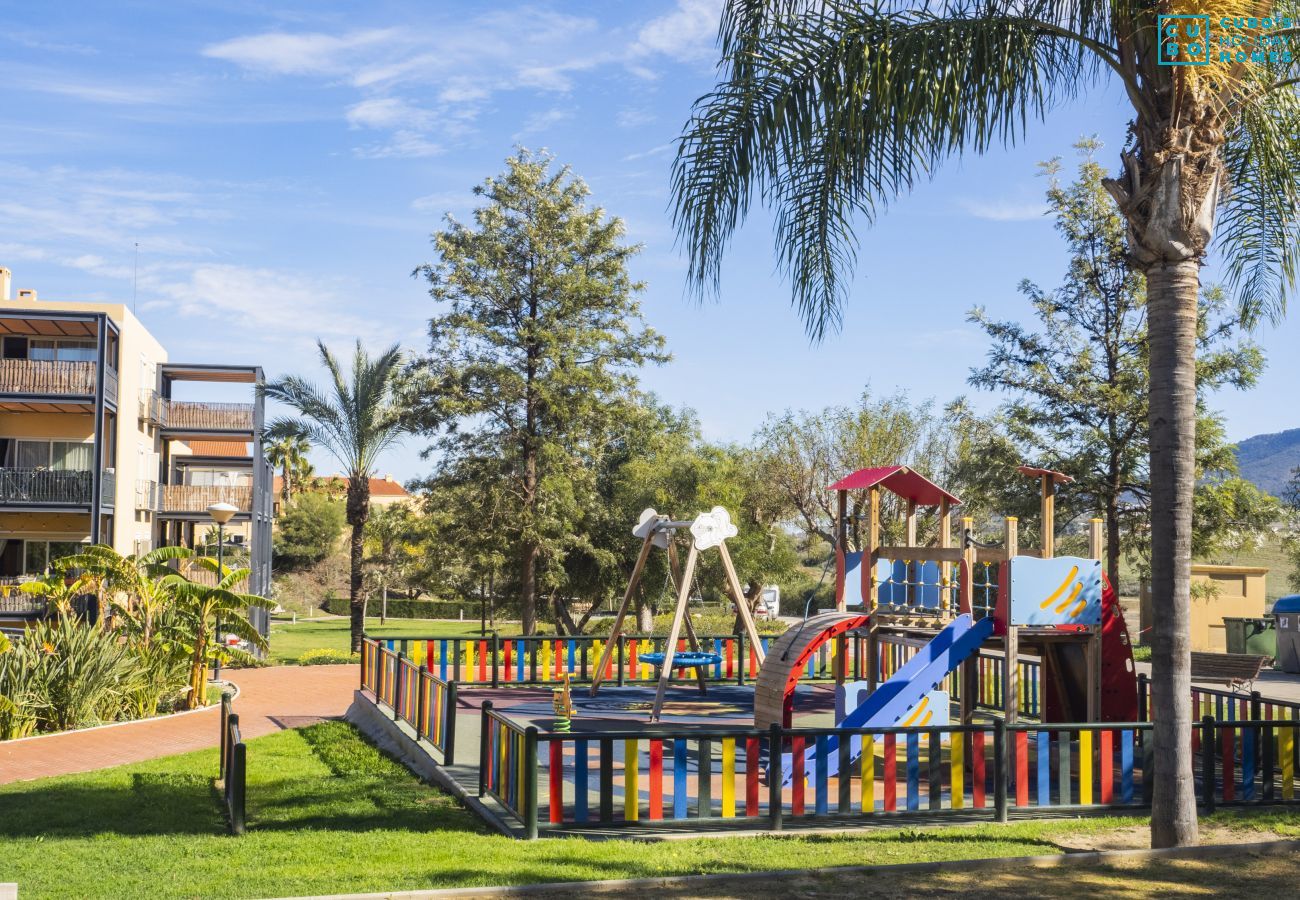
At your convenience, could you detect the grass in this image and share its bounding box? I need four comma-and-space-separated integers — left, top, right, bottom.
2, 721, 1296, 899
266, 616, 487, 664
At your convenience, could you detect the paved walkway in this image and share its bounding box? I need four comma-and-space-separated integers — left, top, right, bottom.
0, 665, 358, 786
1134, 661, 1300, 705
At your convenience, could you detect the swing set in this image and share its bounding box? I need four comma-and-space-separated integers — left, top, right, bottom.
590, 506, 767, 721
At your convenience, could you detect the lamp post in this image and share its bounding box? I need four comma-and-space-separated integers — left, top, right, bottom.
207, 502, 238, 682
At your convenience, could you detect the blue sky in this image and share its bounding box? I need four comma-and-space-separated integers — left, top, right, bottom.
3, 0, 1298, 481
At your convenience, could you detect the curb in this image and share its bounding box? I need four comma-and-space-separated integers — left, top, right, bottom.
283, 836, 1300, 899
0, 680, 238, 746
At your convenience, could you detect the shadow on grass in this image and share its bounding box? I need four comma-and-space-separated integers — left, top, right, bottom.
0, 773, 224, 838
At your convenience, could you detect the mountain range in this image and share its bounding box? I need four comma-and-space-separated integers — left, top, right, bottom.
1234, 427, 1300, 497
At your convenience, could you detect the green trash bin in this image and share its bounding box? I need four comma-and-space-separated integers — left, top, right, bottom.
1223, 616, 1276, 658
1275, 596, 1300, 674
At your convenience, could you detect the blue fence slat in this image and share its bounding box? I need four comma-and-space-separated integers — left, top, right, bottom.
673, 739, 688, 819
1242, 726, 1255, 800
1121, 730, 1134, 803
439, 640, 448, 681
567, 639, 576, 672
575, 739, 589, 823
1037, 731, 1051, 806
906, 733, 920, 811
815, 735, 829, 815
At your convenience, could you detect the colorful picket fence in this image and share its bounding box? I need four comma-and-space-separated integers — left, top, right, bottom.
473, 707, 1300, 838
360, 638, 458, 764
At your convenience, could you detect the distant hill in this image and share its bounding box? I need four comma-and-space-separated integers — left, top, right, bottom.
1234, 427, 1300, 497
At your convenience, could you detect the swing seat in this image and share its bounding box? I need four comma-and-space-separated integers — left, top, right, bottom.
639, 651, 723, 668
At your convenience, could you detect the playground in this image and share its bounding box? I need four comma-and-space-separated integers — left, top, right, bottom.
355, 464, 1300, 840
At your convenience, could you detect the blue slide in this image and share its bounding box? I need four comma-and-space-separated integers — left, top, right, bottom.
785, 613, 995, 782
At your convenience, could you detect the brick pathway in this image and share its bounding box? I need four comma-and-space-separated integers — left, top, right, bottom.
0, 664, 358, 785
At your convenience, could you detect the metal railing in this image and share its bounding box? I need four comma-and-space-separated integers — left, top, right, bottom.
219, 692, 247, 835
0, 468, 102, 506
0, 579, 43, 615
157, 484, 252, 514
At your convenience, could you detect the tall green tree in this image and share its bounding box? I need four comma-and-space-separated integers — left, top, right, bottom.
364, 503, 421, 622
670, 1, 1300, 846
408, 149, 668, 634
266, 434, 314, 508
262, 341, 408, 652
969, 142, 1266, 586
273, 492, 345, 571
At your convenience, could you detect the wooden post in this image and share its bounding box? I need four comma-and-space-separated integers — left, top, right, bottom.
718, 540, 765, 665
1088, 517, 1103, 561
904, 499, 917, 607
959, 515, 975, 614
1004, 623, 1019, 725
866, 486, 880, 611
1040, 475, 1055, 559
589, 532, 655, 696
650, 543, 698, 721
667, 539, 708, 694
939, 498, 952, 615
1004, 516, 1019, 560
1086, 629, 1101, 722
836, 489, 848, 612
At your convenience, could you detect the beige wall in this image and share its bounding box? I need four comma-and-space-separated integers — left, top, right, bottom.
0, 412, 95, 440
1139, 564, 1268, 652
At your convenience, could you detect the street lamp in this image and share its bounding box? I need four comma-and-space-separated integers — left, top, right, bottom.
207, 502, 238, 682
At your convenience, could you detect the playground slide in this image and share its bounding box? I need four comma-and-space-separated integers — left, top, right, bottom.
786, 613, 996, 782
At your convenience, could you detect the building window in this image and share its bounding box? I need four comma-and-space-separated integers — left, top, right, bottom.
185, 468, 251, 488
18, 540, 85, 575
5, 439, 93, 471
27, 339, 97, 363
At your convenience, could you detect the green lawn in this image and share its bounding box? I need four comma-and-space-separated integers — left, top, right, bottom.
2, 721, 1296, 899
266, 616, 489, 664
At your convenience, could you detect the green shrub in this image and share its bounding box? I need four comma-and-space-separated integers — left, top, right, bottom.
324, 597, 482, 619
296, 648, 359, 666
274, 492, 346, 570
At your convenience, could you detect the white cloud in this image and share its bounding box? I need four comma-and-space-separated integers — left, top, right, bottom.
957, 199, 1048, 222
623, 143, 674, 162
632, 0, 723, 62
616, 107, 657, 128
513, 107, 573, 140
200, 3, 724, 158
202, 29, 401, 76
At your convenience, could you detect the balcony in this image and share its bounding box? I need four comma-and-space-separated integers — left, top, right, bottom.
0, 359, 118, 406
157, 484, 252, 515
142, 394, 254, 433
0, 468, 114, 508
0, 579, 44, 616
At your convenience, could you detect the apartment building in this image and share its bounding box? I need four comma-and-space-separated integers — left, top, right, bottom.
0, 267, 272, 628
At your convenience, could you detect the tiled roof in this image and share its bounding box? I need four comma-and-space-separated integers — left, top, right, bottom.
273, 474, 411, 497
185, 441, 250, 457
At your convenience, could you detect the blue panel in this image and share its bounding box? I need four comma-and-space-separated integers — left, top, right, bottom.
516, 641, 525, 682
842, 550, 866, 607
567, 639, 576, 672
439, 639, 448, 682
906, 733, 920, 810
1242, 727, 1255, 800
1037, 731, 1051, 805
673, 739, 688, 819
1010, 556, 1103, 626
815, 736, 829, 814
1121, 730, 1134, 802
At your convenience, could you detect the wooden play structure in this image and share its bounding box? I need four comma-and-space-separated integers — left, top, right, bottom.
756, 464, 1137, 734
591, 506, 766, 721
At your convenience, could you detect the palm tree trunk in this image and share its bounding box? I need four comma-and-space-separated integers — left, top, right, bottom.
1145, 259, 1200, 849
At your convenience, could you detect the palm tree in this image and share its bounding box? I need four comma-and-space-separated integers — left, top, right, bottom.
261, 340, 407, 652
671, 1, 1300, 848
54, 544, 193, 644
266, 434, 314, 508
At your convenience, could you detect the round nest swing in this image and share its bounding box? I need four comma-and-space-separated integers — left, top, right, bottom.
639, 651, 723, 668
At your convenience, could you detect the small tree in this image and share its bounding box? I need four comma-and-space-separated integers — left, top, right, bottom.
273, 492, 346, 571
969, 143, 1266, 585
266, 434, 314, 507
262, 341, 408, 652
364, 504, 420, 623
408, 149, 668, 634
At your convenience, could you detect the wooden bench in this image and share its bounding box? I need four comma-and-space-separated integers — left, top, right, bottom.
1189, 651, 1268, 688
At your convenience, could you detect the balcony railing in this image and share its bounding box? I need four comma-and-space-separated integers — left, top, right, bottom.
157, 484, 252, 514
0, 468, 116, 506
142, 395, 254, 432
0, 579, 44, 616
0, 359, 95, 396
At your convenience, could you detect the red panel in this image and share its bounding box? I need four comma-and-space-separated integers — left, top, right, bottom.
503, 641, 513, 682
1100, 730, 1114, 804
725, 639, 734, 679
745, 737, 760, 816
648, 740, 663, 820
883, 734, 897, 812
1015, 731, 1029, 806
629, 641, 638, 678
478, 640, 488, 682
1099, 576, 1139, 722
791, 736, 806, 816
972, 732, 986, 808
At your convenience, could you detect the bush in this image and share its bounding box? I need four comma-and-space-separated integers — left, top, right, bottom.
296, 648, 360, 666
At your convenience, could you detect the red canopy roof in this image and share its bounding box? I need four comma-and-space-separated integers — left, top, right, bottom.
827, 465, 961, 506
1017, 465, 1074, 484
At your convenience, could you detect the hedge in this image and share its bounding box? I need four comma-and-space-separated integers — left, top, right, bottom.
323, 597, 500, 620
